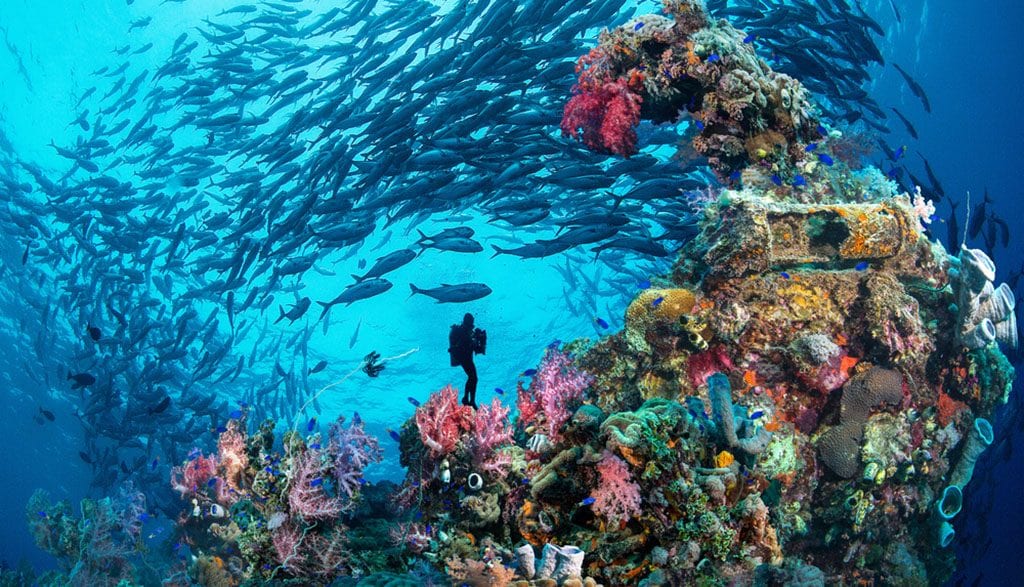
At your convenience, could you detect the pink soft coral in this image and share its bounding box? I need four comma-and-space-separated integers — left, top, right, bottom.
288, 449, 343, 521
470, 398, 514, 479
217, 421, 248, 504
415, 384, 474, 459
592, 450, 642, 528
517, 350, 593, 443
561, 77, 643, 157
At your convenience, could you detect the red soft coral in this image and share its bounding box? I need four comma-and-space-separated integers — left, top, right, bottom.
170, 453, 218, 498
561, 78, 643, 157
415, 384, 474, 459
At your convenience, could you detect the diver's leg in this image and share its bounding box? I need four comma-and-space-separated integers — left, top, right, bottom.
460, 360, 472, 405
465, 360, 478, 408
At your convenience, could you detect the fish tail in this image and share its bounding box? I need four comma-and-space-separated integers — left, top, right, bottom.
409, 283, 423, 297
489, 244, 505, 259
274, 306, 285, 324
316, 302, 332, 322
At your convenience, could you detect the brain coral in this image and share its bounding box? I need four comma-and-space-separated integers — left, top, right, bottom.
817, 367, 904, 478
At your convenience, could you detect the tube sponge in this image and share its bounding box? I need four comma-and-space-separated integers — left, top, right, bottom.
937, 520, 955, 548
936, 485, 963, 520
956, 247, 1018, 349
948, 417, 994, 489
816, 367, 903, 478
708, 372, 772, 456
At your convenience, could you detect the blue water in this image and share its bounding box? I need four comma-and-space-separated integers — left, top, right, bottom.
0, 0, 1021, 583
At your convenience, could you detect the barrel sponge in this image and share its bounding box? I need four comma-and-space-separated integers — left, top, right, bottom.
840, 367, 903, 422
817, 422, 865, 478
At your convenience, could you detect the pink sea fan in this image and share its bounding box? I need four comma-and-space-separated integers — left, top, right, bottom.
273, 522, 348, 579
170, 453, 218, 498
517, 350, 593, 443
561, 78, 643, 157
327, 414, 383, 500
470, 398, 514, 479
288, 449, 342, 521
592, 450, 642, 528
414, 384, 474, 459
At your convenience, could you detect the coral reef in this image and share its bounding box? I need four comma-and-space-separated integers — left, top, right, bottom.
26, 485, 146, 586
167, 412, 382, 585
384, 121, 1016, 583
561, 0, 819, 177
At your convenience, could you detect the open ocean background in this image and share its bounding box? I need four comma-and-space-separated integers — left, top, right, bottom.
0, 0, 1021, 584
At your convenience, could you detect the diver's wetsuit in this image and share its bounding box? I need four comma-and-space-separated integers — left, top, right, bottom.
449, 316, 479, 408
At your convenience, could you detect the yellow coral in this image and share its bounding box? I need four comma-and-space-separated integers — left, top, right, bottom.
715, 450, 735, 468
626, 288, 697, 325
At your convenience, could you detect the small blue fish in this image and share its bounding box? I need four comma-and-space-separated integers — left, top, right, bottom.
138, 512, 150, 522
494, 387, 505, 395
309, 477, 323, 487
596, 317, 609, 329
817, 124, 827, 136
547, 339, 561, 349
729, 170, 741, 181
652, 296, 664, 307
780, 271, 791, 280
894, 145, 905, 160
151, 458, 159, 470
770, 174, 782, 186
742, 33, 756, 44
174, 542, 183, 551
638, 279, 651, 289
792, 175, 806, 187
264, 467, 274, 474
307, 417, 316, 432
207, 477, 218, 487
749, 410, 764, 420
353, 411, 361, 424
407, 396, 420, 407
854, 261, 869, 271
707, 53, 720, 63
818, 153, 834, 166
695, 120, 705, 131
240, 401, 248, 408
358, 477, 367, 485
522, 369, 537, 377
229, 409, 243, 419
633, 22, 644, 31
414, 510, 423, 519
37, 511, 47, 518
805, 143, 817, 152
580, 497, 596, 506
309, 443, 321, 450
388, 428, 401, 442
522, 477, 531, 485
425, 524, 432, 535
188, 447, 201, 460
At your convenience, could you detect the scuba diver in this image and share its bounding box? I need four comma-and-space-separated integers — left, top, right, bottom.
448, 313, 486, 408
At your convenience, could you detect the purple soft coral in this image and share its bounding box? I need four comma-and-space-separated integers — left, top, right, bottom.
516, 350, 593, 443
327, 414, 383, 501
